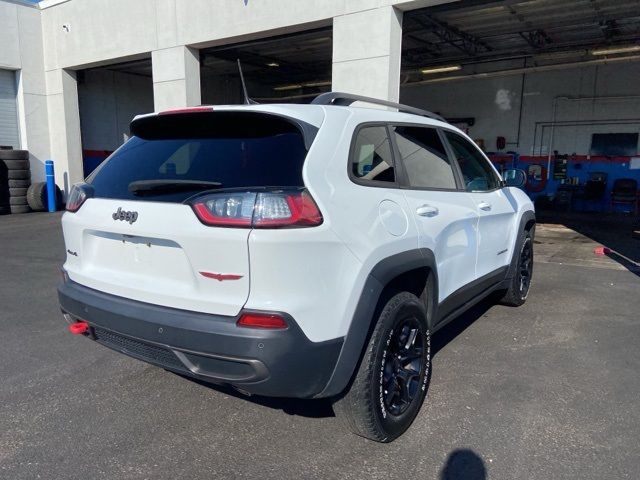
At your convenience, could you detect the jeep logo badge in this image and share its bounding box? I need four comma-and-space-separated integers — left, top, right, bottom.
112, 207, 138, 224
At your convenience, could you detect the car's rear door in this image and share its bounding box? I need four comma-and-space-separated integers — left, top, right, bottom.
390, 124, 479, 304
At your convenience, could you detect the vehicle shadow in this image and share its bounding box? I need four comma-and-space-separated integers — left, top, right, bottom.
432, 298, 495, 357
537, 210, 640, 277
172, 297, 495, 419
171, 372, 335, 418
439, 449, 487, 480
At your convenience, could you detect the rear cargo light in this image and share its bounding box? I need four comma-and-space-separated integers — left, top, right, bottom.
68, 321, 89, 335
190, 189, 323, 228
66, 183, 94, 213
237, 312, 288, 329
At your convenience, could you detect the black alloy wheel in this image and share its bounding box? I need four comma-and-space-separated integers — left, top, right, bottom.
518, 237, 533, 299
381, 317, 425, 416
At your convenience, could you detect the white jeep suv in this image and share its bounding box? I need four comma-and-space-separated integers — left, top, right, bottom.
58, 92, 535, 442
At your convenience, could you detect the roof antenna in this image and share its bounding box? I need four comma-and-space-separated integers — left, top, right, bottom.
237, 59, 258, 105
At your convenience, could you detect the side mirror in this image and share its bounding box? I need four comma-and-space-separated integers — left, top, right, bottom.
503, 169, 526, 188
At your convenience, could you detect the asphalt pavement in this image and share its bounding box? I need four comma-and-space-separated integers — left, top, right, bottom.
1, 212, 639, 479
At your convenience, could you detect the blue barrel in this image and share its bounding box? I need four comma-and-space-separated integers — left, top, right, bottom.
45, 160, 56, 212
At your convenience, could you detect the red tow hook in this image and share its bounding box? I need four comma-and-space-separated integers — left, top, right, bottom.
68, 321, 89, 335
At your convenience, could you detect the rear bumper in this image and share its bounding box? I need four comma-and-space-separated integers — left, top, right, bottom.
58, 279, 343, 398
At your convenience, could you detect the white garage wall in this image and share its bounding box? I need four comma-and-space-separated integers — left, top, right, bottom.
400, 61, 640, 156
78, 69, 153, 151
1, 0, 49, 182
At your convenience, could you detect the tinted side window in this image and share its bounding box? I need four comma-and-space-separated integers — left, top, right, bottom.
444, 131, 499, 192
351, 126, 395, 183
392, 126, 457, 189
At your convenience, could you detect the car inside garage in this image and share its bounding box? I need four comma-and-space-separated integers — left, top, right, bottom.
399, 0, 640, 213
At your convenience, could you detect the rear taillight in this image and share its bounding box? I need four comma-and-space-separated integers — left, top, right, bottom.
66, 183, 94, 213
237, 312, 288, 329
190, 189, 323, 228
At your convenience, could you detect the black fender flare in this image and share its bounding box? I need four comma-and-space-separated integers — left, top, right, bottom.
505, 210, 536, 280
317, 248, 437, 398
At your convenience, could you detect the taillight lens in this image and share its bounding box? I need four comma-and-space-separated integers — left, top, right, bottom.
237, 312, 288, 329
66, 183, 94, 213
190, 189, 323, 228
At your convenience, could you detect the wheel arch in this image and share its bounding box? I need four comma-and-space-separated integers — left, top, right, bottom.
506, 210, 536, 280
317, 248, 437, 398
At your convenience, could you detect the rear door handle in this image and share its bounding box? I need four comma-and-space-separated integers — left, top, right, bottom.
478, 202, 492, 211
416, 205, 439, 217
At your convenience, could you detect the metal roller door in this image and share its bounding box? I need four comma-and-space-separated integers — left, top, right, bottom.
0, 69, 19, 149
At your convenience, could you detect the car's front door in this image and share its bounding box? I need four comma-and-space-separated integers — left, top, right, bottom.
390, 124, 479, 304
443, 130, 517, 280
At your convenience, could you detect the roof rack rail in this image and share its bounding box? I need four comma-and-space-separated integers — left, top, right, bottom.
311, 92, 446, 122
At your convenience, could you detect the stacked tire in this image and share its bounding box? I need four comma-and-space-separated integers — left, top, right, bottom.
0, 150, 31, 215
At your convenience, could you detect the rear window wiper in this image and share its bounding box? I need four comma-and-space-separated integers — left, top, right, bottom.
129, 179, 223, 196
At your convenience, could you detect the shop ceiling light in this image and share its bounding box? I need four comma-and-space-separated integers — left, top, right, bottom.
591, 45, 640, 56
273, 80, 331, 91
420, 65, 462, 74
266, 62, 280, 67
273, 84, 303, 91
303, 80, 331, 88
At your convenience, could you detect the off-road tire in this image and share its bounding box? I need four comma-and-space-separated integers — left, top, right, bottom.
497, 229, 534, 306
333, 291, 431, 442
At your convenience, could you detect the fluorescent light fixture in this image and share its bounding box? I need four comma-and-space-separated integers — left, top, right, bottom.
273, 80, 331, 91
420, 65, 462, 75
266, 62, 280, 67
303, 80, 331, 88
591, 45, 640, 56
273, 84, 303, 91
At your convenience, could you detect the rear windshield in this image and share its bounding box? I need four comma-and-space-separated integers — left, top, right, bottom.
87, 111, 310, 202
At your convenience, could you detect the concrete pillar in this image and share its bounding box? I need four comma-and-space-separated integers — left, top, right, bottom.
45, 68, 83, 191
332, 6, 403, 102
152, 46, 201, 111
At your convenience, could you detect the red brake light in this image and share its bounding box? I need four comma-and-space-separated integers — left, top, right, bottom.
191, 189, 323, 228
237, 312, 288, 329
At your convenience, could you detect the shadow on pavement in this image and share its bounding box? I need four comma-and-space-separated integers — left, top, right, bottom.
538, 210, 640, 276
174, 373, 335, 418
432, 298, 494, 357
174, 296, 495, 419
440, 449, 487, 480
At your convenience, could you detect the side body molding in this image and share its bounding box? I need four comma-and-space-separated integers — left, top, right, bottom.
317, 248, 438, 398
